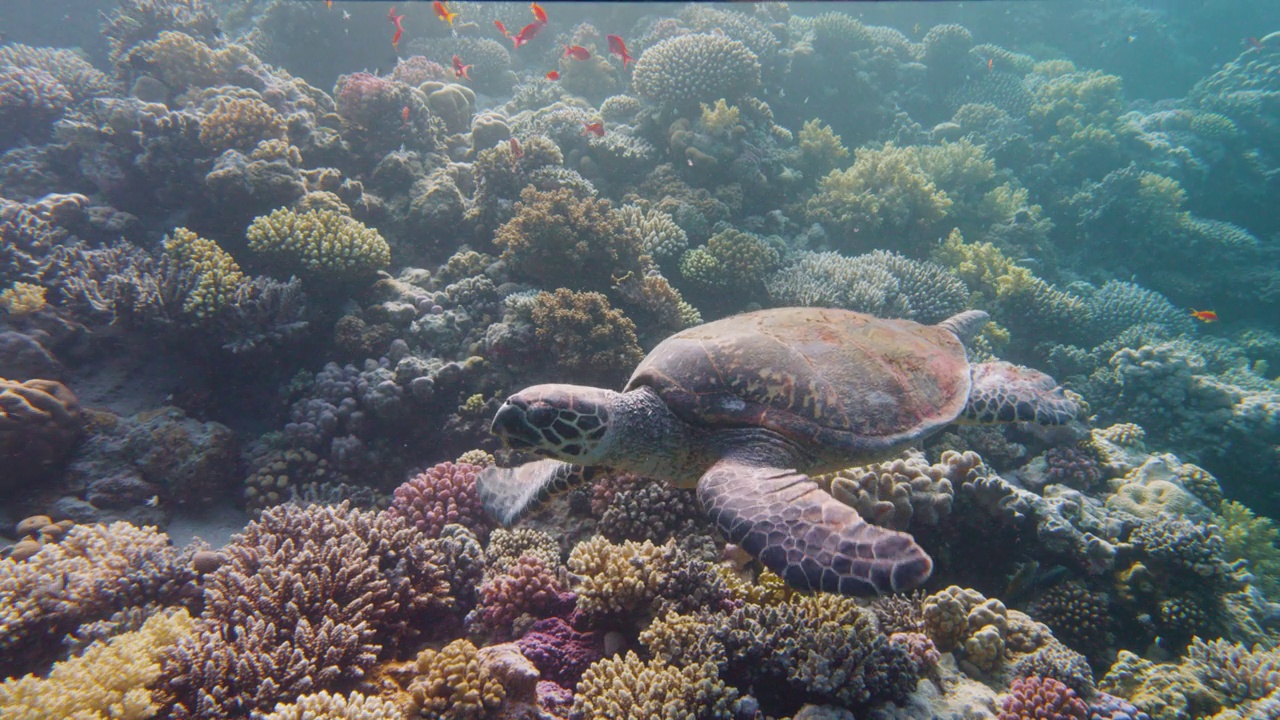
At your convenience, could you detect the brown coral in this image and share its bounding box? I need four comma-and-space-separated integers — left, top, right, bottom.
198, 96, 286, 153
405, 638, 506, 720
0, 377, 82, 491
527, 289, 645, 387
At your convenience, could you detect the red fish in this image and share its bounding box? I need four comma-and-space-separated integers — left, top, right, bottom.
433, 1, 458, 27
1189, 309, 1219, 323
530, 2, 548, 25
388, 7, 405, 50
494, 20, 510, 38
402, 106, 410, 124
452, 54, 472, 80
606, 35, 634, 68
510, 137, 524, 160
511, 22, 541, 49
1246, 36, 1264, 51
545, 70, 560, 80
563, 45, 590, 61
987, 57, 994, 71
582, 121, 604, 137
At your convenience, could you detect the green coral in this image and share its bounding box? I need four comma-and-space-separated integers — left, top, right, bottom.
678, 228, 781, 293
805, 142, 953, 256
797, 118, 850, 175
1218, 500, 1280, 599
245, 208, 390, 283
163, 227, 248, 318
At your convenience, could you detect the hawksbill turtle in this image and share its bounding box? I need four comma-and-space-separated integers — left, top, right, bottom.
478, 307, 1078, 596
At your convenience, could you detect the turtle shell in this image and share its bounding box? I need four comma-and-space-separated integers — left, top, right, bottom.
626, 307, 972, 457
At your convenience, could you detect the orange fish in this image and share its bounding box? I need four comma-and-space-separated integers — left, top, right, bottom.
1189, 309, 1219, 323
545, 70, 560, 80
606, 34, 633, 68
510, 137, 524, 160
530, 1, 548, 25
433, 1, 458, 27
452, 54, 472, 80
511, 21, 541, 49
494, 20, 510, 38
402, 106, 410, 124
388, 7, 405, 50
563, 45, 590, 61
987, 57, 994, 71
326, 0, 333, 8
582, 121, 604, 137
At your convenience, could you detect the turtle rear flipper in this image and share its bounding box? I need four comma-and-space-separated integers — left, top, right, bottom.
696, 458, 933, 596
962, 361, 1080, 425
478, 459, 594, 526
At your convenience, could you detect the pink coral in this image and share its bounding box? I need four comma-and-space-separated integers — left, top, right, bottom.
466, 556, 574, 637
518, 617, 603, 686
998, 676, 1089, 720
388, 461, 494, 540
889, 631, 941, 674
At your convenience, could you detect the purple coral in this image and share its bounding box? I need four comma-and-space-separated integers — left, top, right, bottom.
388, 461, 494, 540
517, 617, 603, 687
0, 65, 72, 148
998, 676, 1089, 720
465, 555, 575, 637
1087, 692, 1152, 720
1042, 446, 1105, 490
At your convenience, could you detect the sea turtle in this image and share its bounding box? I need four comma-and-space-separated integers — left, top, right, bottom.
478, 307, 1078, 596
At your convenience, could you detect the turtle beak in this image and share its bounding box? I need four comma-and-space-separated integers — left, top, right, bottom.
490, 399, 539, 450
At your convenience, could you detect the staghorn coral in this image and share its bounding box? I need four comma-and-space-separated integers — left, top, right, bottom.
805, 142, 953, 256
156, 503, 452, 718
388, 461, 494, 541
526, 289, 645, 387
997, 676, 1088, 720
261, 690, 402, 720
161, 228, 248, 319
0, 378, 83, 492
493, 187, 643, 295
817, 450, 959, 530
0, 522, 198, 678
405, 638, 505, 720
573, 651, 737, 720
632, 34, 761, 112
246, 208, 390, 284
0, 607, 193, 720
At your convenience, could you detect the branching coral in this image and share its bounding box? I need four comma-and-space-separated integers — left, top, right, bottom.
405, 639, 506, 720
246, 208, 390, 284
568, 536, 675, 620
572, 651, 738, 720
797, 118, 850, 175
261, 690, 402, 720
817, 450, 960, 530
0, 607, 193, 720
632, 34, 761, 112
1216, 500, 1280, 599
162, 228, 248, 319
388, 461, 494, 541
678, 228, 780, 300
197, 96, 287, 153
526, 289, 645, 387
997, 676, 1088, 720
156, 503, 452, 718
464, 555, 571, 637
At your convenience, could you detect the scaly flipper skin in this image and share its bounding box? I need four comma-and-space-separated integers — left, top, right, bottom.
477, 459, 594, 526
963, 361, 1080, 425
696, 458, 933, 595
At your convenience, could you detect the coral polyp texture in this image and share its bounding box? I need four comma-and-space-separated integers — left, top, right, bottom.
1, 3, 1279, 719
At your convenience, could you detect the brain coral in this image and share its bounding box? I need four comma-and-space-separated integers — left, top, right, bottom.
0, 377, 82, 492
246, 208, 390, 283
632, 34, 761, 112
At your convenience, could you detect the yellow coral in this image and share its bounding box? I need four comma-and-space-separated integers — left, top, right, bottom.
246, 207, 390, 282
406, 639, 505, 720
262, 690, 401, 720
198, 96, 287, 153
698, 99, 741, 136
568, 536, 673, 617
932, 228, 1032, 303
163, 227, 247, 318
0, 608, 193, 720
0, 282, 47, 315
1218, 501, 1280, 599
572, 651, 737, 720
797, 118, 849, 173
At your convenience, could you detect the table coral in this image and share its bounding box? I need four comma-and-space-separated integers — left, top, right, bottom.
246, 207, 390, 284
155, 502, 452, 717
0, 607, 193, 720
572, 651, 738, 720
632, 34, 761, 112
388, 460, 493, 541
0, 377, 82, 491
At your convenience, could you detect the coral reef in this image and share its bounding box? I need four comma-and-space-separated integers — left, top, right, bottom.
632, 34, 762, 112
246, 208, 390, 284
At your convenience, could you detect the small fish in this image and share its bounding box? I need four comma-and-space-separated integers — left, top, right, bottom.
1246, 36, 1264, 51
146, 495, 160, 508
545, 70, 560, 80
509, 137, 524, 160
452, 54, 472, 80
530, 1, 548, 25
342, 10, 351, 20
987, 57, 994, 71
1189, 308, 1219, 323
325, 0, 332, 8
511, 21, 542, 49
433, 1, 458, 27
582, 120, 605, 137
402, 105, 410, 124
494, 19, 510, 38
563, 45, 590, 61
388, 7, 405, 50
606, 34, 634, 68
913, 22, 920, 35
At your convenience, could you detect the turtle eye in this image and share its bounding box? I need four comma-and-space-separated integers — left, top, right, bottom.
526, 403, 556, 427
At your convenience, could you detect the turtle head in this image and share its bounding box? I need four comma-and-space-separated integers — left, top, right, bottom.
490, 384, 616, 464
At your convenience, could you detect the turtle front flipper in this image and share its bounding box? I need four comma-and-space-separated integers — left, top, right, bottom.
963, 361, 1080, 425
696, 458, 933, 596
478, 459, 595, 526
